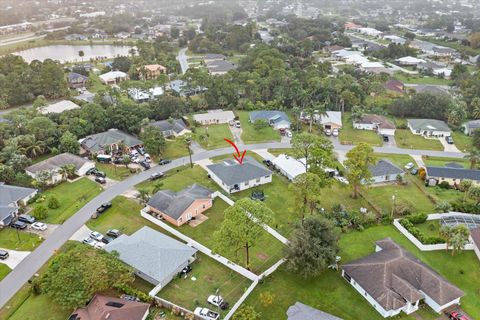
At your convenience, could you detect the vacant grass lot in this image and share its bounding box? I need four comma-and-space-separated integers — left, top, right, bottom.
194, 124, 233, 150
159, 253, 251, 316
422, 156, 469, 168
163, 139, 190, 159
31, 178, 102, 224
451, 131, 472, 152
339, 114, 382, 146
394, 72, 453, 85
395, 129, 443, 151
237, 111, 281, 144
0, 229, 43, 251
0, 264, 11, 281
96, 163, 134, 181
243, 225, 479, 320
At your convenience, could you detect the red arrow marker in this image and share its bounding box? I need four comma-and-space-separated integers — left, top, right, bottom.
224, 138, 246, 164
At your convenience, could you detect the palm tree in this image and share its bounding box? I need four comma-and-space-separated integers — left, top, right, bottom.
27, 140, 45, 159
78, 50, 85, 62
59, 164, 76, 180
184, 135, 193, 168
464, 148, 480, 169
152, 181, 163, 194
137, 188, 150, 203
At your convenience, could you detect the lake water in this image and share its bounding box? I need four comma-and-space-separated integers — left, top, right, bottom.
13, 45, 133, 63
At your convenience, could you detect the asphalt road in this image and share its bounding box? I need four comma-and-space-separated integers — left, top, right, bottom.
177, 47, 189, 75
0, 141, 465, 308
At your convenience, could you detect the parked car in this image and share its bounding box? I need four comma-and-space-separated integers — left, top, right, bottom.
31, 222, 47, 231
86, 168, 98, 175
121, 294, 140, 302
140, 160, 151, 170
107, 229, 122, 238
96, 202, 112, 214
95, 177, 106, 184
0, 250, 9, 260
194, 307, 220, 320
101, 236, 114, 244
262, 159, 273, 167
144, 153, 151, 163
94, 242, 106, 249
90, 231, 104, 242
410, 168, 418, 175
159, 159, 172, 165
446, 136, 454, 144
137, 147, 145, 155
82, 237, 96, 246
404, 162, 414, 170
382, 135, 389, 142
94, 171, 106, 178
228, 120, 235, 126
336, 176, 349, 184
332, 128, 339, 137
149, 172, 164, 180
11, 221, 27, 230
235, 120, 241, 128
179, 265, 192, 276
18, 214, 35, 224
207, 295, 229, 310
324, 128, 332, 136
250, 190, 265, 201
449, 311, 470, 320
285, 130, 293, 138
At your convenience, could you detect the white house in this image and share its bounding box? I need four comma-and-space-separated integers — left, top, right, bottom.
367, 160, 404, 184
342, 238, 464, 318
354, 115, 396, 136
193, 110, 235, 125
206, 157, 272, 193
25, 153, 95, 185
272, 154, 307, 181
249, 110, 291, 130
407, 119, 451, 138
40, 100, 81, 115
99, 71, 128, 85
395, 56, 426, 66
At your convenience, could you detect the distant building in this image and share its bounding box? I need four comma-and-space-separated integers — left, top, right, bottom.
67, 72, 89, 89
367, 160, 404, 184
80, 129, 143, 154
249, 110, 291, 130
354, 114, 396, 136
99, 71, 128, 85
205, 59, 236, 76
384, 79, 405, 94
462, 120, 480, 136
0, 183, 37, 227
272, 154, 307, 181
149, 119, 190, 137
139, 64, 167, 80
193, 110, 235, 125
407, 119, 451, 138
40, 100, 81, 115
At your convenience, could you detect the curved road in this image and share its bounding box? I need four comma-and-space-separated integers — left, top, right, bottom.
0, 141, 465, 308
177, 48, 189, 75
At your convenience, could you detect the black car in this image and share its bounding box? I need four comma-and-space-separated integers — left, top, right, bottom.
18, 214, 36, 224
250, 190, 265, 201
96, 202, 112, 213
263, 159, 273, 167
11, 221, 27, 230
106, 229, 122, 238
0, 250, 9, 260
159, 159, 172, 165
149, 172, 164, 180
94, 171, 106, 178
95, 177, 106, 184
101, 236, 114, 244
179, 265, 192, 277
140, 161, 150, 170
382, 135, 389, 142
86, 168, 98, 175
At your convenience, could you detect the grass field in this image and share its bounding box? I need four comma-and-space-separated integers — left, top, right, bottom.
416, 220, 442, 239
422, 156, 469, 168
31, 178, 102, 224
237, 111, 281, 144
0, 229, 43, 251
243, 224, 480, 320
163, 139, 190, 159
194, 124, 233, 149
0, 264, 11, 281
339, 114, 383, 146
394, 72, 453, 85
159, 253, 251, 316
451, 131, 472, 152
96, 163, 134, 181
395, 129, 443, 151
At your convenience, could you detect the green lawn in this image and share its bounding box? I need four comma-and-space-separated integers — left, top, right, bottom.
394, 72, 453, 85
416, 220, 442, 239
159, 253, 251, 316
451, 131, 472, 153
96, 163, 134, 181
0, 229, 43, 251
243, 225, 480, 320
31, 178, 102, 224
373, 153, 414, 168
0, 263, 11, 281
194, 124, 233, 150
395, 129, 444, 151
422, 156, 469, 168
163, 139, 190, 159
267, 148, 295, 157
237, 111, 281, 144
428, 186, 463, 203
339, 113, 383, 146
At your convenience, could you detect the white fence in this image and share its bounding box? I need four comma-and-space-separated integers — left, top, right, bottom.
393, 213, 476, 251
223, 280, 259, 320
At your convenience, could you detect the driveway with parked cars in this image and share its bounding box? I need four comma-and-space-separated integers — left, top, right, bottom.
0, 248, 31, 269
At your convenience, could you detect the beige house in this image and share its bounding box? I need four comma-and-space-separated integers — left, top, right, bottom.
146, 184, 213, 226
139, 64, 167, 80
425, 166, 480, 187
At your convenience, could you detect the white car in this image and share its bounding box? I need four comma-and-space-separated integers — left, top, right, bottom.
194, 307, 219, 320
235, 120, 241, 128
404, 162, 414, 170
90, 231, 104, 242
82, 237, 96, 247
332, 128, 339, 136
324, 129, 332, 136
94, 242, 106, 249
207, 295, 229, 310
285, 130, 292, 138
336, 176, 349, 184
31, 222, 47, 231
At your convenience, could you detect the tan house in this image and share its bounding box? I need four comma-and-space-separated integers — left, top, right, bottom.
146, 184, 213, 226
139, 64, 167, 80
425, 166, 480, 187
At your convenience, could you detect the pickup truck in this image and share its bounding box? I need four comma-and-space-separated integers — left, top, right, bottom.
194, 307, 220, 320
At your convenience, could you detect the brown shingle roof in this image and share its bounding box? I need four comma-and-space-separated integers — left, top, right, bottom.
70, 295, 150, 320
357, 114, 395, 130
342, 238, 464, 311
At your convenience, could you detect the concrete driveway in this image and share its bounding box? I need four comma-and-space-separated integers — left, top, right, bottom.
439, 138, 460, 152
69, 225, 93, 242
0, 249, 30, 269
229, 124, 244, 144
383, 135, 397, 147
253, 149, 276, 161
26, 223, 59, 238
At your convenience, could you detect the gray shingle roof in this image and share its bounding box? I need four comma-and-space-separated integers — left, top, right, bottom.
104, 226, 197, 285
0, 183, 37, 207
81, 129, 143, 152
249, 110, 291, 125
25, 153, 90, 174
368, 160, 403, 177
426, 166, 480, 181
287, 302, 342, 320
408, 119, 451, 132
149, 119, 188, 136
206, 59, 236, 73
207, 157, 272, 186
463, 120, 480, 130
147, 184, 212, 220
342, 238, 464, 311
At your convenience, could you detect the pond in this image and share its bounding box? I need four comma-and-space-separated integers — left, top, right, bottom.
13, 44, 133, 63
